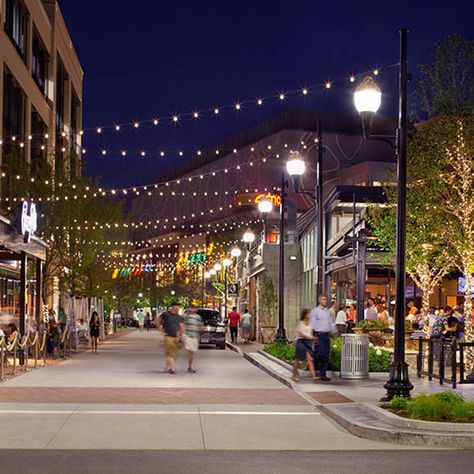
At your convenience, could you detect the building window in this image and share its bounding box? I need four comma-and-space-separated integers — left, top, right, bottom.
32, 28, 49, 96
69, 89, 81, 178
55, 57, 68, 178
2, 66, 26, 160
31, 108, 47, 177
3, 0, 28, 60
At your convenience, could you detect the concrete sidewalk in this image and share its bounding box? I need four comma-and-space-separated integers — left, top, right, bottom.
0, 331, 424, 451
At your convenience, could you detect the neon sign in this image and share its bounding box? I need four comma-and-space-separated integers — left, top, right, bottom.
254, 193, 281, 206
20, 201, 38, 243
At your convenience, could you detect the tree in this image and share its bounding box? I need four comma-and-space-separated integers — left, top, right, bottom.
416, 34, 474, 118
0, 151, 129, 301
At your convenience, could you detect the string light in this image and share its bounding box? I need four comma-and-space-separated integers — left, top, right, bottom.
0, 64, 399, 143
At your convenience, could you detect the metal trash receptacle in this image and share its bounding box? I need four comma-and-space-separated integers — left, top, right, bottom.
340, 333, 369, 379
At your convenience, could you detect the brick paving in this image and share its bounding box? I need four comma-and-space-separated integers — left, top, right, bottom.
0, 387, 308, 405
307, 391, 354, 404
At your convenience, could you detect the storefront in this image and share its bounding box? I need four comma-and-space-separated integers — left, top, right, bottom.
0, 204, 47, 335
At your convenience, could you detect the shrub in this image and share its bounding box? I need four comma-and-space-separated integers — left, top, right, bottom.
390, 396, 408, 410
368, 347, 391, 372
263, 341, 295, 363
407, 394, 450, 421
387, 391, 474, 423
264, 337, 390, 372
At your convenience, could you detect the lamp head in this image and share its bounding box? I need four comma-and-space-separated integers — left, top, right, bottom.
257, 196, 273, 214
230, 247, 242, 258
354, 76, 382, 114
286, 152, 306, 177
204, 271, 211, 279
242, 229, 255, 243
223, 258, 232, 267
213, 262, 222, 272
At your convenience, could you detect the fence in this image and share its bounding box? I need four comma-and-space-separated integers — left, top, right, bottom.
0, 330, 82, 381
416, 337, 474, 388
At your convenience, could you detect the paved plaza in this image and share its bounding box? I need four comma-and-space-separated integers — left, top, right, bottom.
0, 330, 424, 451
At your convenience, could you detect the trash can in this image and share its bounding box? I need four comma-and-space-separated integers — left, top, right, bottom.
340, 333, 369, 379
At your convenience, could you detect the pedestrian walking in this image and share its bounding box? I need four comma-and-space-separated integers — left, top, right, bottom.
158, 302, 184, 374
292, 309, 318, 382
227, 306, 240, 343
145, 312, 152, 331
241, 308, 252, 343
137, 308, 145, 332
309, 295, 334, 381
89, 311, 101, 354
182, 305, 203, 373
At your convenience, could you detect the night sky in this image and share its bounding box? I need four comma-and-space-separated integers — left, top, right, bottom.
59, 0, 473, 188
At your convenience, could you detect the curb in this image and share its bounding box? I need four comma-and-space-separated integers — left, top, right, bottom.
243, 352, 294, 389
319, 403, 474, 449
225, 341, 242, 355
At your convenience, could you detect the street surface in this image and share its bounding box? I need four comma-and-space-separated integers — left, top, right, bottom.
1, 330, 472, 473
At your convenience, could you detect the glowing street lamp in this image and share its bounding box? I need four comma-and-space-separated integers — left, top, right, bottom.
286, 152, 306, 177
354, 76, 382, 138
242, 229, 255, 244
257, 196, 273, 214
213, 262, 222, 272
230, 247, 242, 258
204, 271, 211, 279
354, 76, 382, 113
223, 258, 232, 267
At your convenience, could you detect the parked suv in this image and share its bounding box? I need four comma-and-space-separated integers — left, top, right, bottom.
197, 308, 226, 350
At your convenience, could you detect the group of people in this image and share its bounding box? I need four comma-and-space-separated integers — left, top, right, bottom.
409, 304, 472, 340
135, 309, 153, 332
227, 307, 252, 344
157, 302, 203, 374
292, 295, 335, 383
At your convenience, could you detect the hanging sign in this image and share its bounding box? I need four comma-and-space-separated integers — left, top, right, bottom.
20, 201, 38, 243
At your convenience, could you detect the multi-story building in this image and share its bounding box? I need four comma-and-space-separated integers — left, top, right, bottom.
0, 0, 83, 176
0, 0, 83, 333
129, 109, 396, 339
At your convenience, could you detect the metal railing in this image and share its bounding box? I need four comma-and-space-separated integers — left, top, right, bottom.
0, 330, 78, 381
416, 337, 474, 388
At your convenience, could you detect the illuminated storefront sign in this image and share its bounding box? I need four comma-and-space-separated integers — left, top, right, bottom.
234, 192, 281, 208
20, 201, 38, 243
254, 193, 281, 206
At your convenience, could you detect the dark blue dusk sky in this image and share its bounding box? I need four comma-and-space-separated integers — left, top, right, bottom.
59, 0, 473, 188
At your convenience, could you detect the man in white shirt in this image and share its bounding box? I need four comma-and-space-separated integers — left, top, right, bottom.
309, 295, 334, 381
335, 305, 348, 335
364, 298, 378, 321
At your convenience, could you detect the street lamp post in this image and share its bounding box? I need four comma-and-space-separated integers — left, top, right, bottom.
354, 28, 413, 399
287, 139, 324, 301
277, 172, 288, 342
223, 258, 231, 321
258, 195, 273, 243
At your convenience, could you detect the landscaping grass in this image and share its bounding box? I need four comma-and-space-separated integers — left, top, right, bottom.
388, 391, 474, 423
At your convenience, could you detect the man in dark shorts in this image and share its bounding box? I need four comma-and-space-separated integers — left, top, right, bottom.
159, 302, 184, 374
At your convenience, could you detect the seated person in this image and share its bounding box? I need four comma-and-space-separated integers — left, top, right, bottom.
410, 322, 425, 340
7, 323, 19, 345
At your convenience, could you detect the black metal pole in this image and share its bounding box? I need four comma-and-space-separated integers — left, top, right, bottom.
356, 230, 367, 323
277, 172, 286, 341
224, 266, 228, 321
383, 28, 413, 399
35, 259, 43, 328
316, 120, 324, 300
201, 265, 205, 307
19, 251, 27, 336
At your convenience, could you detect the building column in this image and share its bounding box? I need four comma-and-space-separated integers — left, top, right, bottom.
19, 251, 27, 335
35, 259, 43, 327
